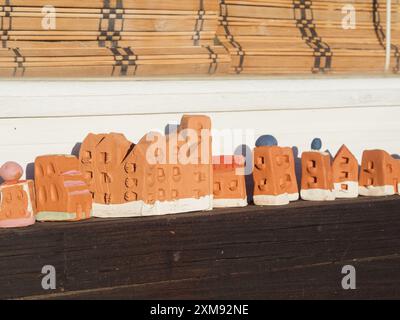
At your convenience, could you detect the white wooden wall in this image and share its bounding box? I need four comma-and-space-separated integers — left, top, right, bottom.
0, 77, 399, 178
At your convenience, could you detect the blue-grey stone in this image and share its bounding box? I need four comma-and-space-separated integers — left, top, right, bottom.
311, 138, 322, 151
256, 135, 278, 147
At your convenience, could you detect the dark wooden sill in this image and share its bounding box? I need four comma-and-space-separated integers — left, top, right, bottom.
1, 196, 400, 300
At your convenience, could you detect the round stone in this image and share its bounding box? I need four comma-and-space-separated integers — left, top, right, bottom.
255, 135, 278, 147
311, 138, 322, 151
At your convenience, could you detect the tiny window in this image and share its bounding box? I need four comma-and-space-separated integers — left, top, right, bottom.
124, 163, 136, 173
214, 182, 222, 193
341, 157, 350, 164
104, 193, 111, 204
229, 180, 239, 191
340, 171, 349, 179
308, 176, 317, 184
258, 178, 268, 189
102, 172, 112, 183
5, 192, 12, 203
81, 151, 92, 164
85, 171, 93, 180
308, 160, 317, 168
158, 168, 166, 179
173, 167, 181, 176
47, 163, 56, 175
101, 152, 111, 164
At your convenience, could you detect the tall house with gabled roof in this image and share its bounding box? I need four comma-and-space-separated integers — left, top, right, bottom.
332, 145, 359, 198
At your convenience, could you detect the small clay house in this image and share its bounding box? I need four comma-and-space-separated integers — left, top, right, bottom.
0, 162, 36, 228
34, 155, 92, 221
332, 144, 359, 198
79, 115, 213, 217
359, 150, 400, 196
300, 139, 335, 201
253, 136, 299, 206
212, 155, 247, 208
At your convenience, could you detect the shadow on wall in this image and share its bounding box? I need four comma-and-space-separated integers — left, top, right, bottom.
72, 143, 82, 158
234, 144, 254, 203
26, 163, 35, 180
165, 124, 179, 135
292, 146, 302, 191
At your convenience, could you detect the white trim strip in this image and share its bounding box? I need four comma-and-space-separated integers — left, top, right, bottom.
0, 78, 400, 118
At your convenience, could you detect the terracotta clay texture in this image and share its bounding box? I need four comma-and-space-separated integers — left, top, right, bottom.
253, 146, 299, 206
359, 150, 400, 197
332, 145, 359, 198
79, 115, 213, 218
212, 155, 247, 208
301, 151, 335, 201
34, 155, 92, 221
0, 162, 36, 228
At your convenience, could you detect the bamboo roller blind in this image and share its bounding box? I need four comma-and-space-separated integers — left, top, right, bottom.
0, 0, 398, 77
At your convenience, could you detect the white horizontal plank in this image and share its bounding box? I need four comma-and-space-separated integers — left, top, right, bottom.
0, 77, 400, 118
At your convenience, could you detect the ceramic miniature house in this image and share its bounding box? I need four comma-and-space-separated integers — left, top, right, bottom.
332, 145, 359, 198
212, 155, 247, 208
0, 162, 36, 228
79, 115, 213, 217
300, 139, 335, 201
34, 155, 92, 221
253, 136, 299, 206
359, 150, 400, 196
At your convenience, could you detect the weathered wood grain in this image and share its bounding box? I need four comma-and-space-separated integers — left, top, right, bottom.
0, 196, 400, 299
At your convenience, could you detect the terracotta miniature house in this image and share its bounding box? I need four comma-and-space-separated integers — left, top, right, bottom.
359, 150, 400, 196
212, 155, 247, 208
79, 115, 213, 218
253, 136, 299, 206
332, 145, 359, 198
0, 162, 36, 228
300, 139, 335, 201
34, 155, 92, 221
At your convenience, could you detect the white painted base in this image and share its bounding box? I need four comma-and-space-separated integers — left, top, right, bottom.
359, 185, 395, 197
92, 195, 213, 218
334, 181, 359, 198
301, 189, 336, 201
213, 198, 248, 208
254, 194, 290, 206
288, 192, 300, 202
253, 192, 299, 206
